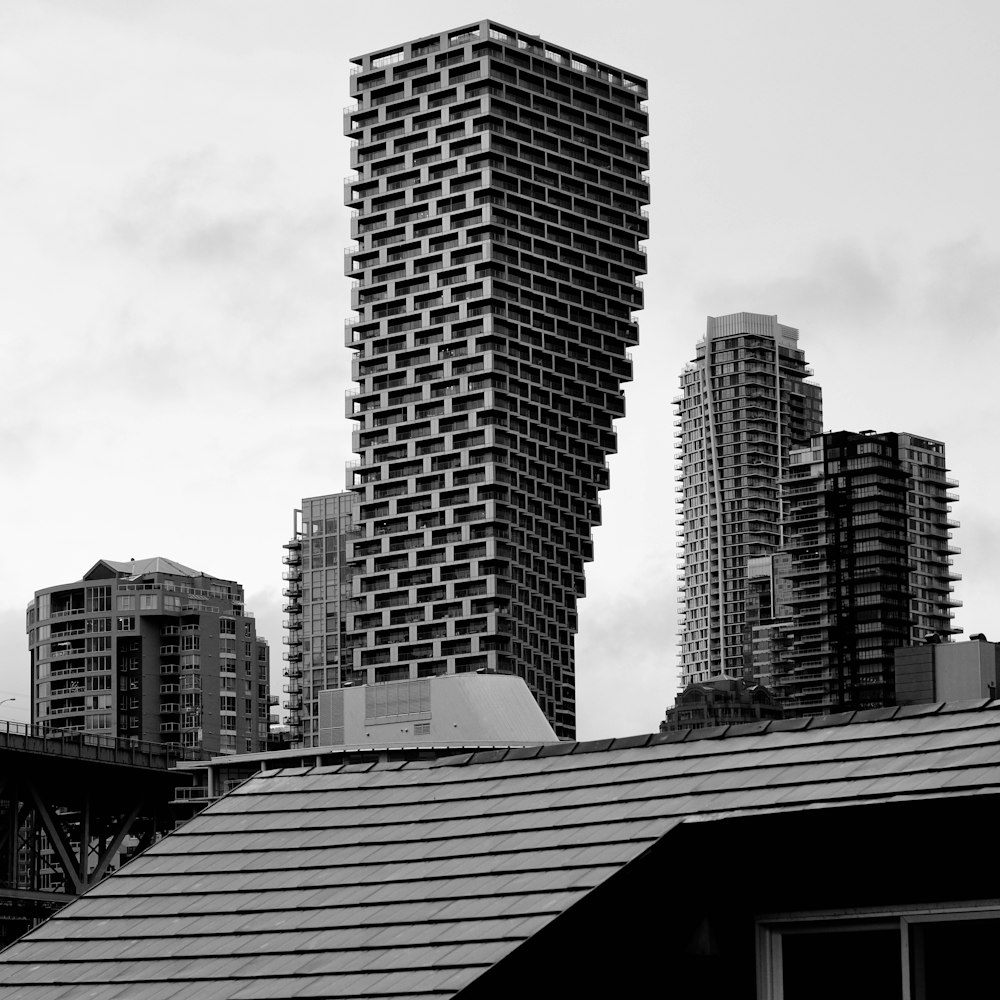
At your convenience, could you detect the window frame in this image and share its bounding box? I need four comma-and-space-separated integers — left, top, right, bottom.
757, 900, 1000, 999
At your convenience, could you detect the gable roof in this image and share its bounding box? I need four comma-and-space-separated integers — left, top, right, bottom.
4, 700, 1000, 998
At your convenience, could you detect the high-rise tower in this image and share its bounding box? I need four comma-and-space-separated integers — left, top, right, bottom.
769, 430, 961, 715
342, 21, 648, 738
676, 313, 822, 687
282, 492, 358, 747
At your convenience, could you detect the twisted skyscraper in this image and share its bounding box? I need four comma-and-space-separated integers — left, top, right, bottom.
337, 21, 648, 738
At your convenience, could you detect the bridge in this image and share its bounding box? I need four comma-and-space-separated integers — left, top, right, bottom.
0, 721, 202, 945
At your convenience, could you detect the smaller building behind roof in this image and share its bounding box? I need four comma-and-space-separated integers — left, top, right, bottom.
896, 635, 1000, 705
318, 672, 559, 746
661, 675, 783, 732
173, 673, 559, 816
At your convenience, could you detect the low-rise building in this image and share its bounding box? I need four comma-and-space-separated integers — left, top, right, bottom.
895, 635, 999, 704
6, 701, 1000, 996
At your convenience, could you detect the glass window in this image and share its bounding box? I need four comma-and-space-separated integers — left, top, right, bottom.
759, 909, 1000, 999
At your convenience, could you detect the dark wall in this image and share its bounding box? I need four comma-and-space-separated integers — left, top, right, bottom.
456, 795, 1000, 998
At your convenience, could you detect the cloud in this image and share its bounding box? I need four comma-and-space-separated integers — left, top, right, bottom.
921, 237, 1000, 341
576, 561, 677, 738
0, 606, 31, 725
696, 240, 900, 330
107, 149, 340, 273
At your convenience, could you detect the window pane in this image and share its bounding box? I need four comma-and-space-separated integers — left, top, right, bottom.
782, 928, 901, 1000
913, 918, 1000, 999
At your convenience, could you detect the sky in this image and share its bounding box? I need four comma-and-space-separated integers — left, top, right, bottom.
2, 0, 998, 739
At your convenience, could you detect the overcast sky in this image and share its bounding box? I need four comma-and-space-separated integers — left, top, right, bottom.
2, 0, 998, 738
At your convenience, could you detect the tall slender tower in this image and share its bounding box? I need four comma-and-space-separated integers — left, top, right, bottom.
676, 313, 822, 687
342, 21, 648, 738
282, 491, 358, 747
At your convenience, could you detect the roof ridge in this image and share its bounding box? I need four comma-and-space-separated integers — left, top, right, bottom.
428, 699, 1000, 768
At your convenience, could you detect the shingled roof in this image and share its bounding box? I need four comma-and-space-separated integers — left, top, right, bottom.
3, 700, 1000, 998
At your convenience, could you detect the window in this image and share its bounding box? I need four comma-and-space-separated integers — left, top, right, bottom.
220, 618, 236, 635
139, 594, 159, 611
758, 906, 1000, 999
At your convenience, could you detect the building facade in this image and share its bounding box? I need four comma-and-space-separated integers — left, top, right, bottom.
282, 492, 358, 746
768, 431, 961, 715
659, 676, 783, 732
342, 21, 648, 738
27, 558, 270, 755
895, 635, 998, 705
676, 313, 822, 687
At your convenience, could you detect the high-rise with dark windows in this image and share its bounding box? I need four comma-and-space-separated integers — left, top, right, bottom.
676, 313, 823, 687
341, 21, 648, 738
766, 430, 961, 715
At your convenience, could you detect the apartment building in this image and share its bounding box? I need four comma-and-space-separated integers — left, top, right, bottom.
769, 431, 961, 714
341, 21, 648, 738
676, 313, 822, 687
28, 558, 270, 755
282, 492, 358, 746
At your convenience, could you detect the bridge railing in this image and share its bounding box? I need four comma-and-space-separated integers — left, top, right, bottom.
0, 719, 208, 768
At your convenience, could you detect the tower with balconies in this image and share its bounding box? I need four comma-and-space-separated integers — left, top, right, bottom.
772, 430, 961, 715
27, 558, 270, 755
282, 492, 358, 746
340, 21, 648, 738
675, 313, 823, 688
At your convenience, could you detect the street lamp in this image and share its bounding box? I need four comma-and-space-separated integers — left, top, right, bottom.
0, 698, 15, 707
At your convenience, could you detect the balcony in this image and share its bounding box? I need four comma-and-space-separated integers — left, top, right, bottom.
49, 647, 85, 659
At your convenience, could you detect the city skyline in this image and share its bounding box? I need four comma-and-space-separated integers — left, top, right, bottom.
2, 0, 999, 738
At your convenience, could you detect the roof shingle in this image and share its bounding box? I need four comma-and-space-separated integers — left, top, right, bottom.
4, 702, 1000, 998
